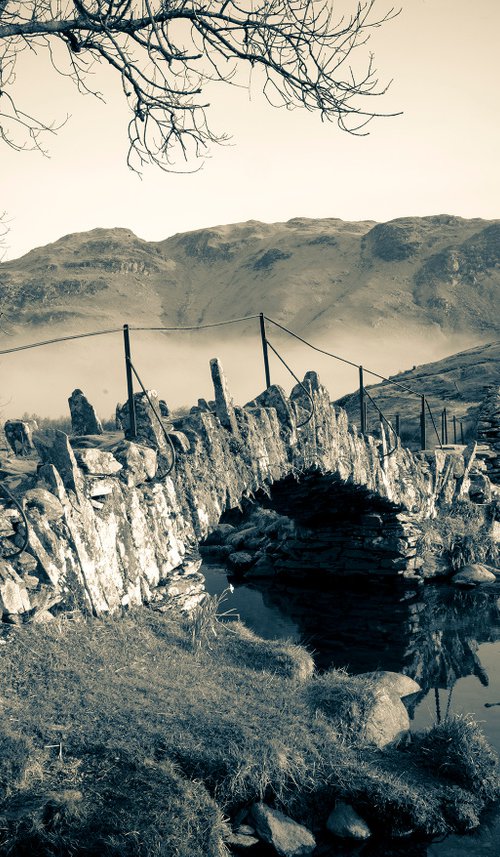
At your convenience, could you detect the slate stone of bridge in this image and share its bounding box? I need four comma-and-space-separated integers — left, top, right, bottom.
0, 364, 479, 619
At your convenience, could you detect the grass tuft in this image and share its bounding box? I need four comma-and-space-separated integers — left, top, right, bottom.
417, 499, 498, 571
0, 731, 35, 800
182, 587, 236, 653
222, 622, 315, 681
305, 668, 375, 742
411, 714, 500, 801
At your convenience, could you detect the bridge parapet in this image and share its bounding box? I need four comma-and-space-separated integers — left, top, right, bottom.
0, 362, 485, 622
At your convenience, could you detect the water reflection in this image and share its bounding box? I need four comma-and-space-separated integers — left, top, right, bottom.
404, 587, 500, 695
203, 562, 500, 856
203, 563, 500, 687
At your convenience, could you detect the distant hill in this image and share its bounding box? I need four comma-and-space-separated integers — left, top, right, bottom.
1, 215, 499, 342
1, 215, 499, 421
335, 341, 500, 449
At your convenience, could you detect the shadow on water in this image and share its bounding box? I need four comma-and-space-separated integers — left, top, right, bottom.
203, 562, 500, 857
202, 563, 500, 681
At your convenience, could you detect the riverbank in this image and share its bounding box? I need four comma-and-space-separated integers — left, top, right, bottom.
0, 606, 499, 856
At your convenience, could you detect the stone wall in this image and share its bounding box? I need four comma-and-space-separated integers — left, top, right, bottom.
0, 364, 487, 623
475, 386, 500, 484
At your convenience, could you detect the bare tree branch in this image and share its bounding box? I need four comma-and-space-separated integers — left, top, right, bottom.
0, 210, 8, 261
0, 1, 400, 170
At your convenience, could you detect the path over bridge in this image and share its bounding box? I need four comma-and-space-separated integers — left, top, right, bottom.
0, 363, 480, 620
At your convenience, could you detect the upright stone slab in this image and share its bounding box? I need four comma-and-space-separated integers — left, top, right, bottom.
118, 392, 169, 455
249, 385, 297, 446
4, 420, 38, 457
210, 358, 239, 435
34, 430, 84, 496
68, 389, 103, 436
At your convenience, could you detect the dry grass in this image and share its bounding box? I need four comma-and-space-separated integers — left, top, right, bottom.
417, 498, 498, 571
0, 609, 498, 854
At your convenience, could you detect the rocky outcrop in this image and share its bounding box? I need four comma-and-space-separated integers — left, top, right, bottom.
68, 389, 103, 436
4, 420, 38, 457
0, 363, 492, 622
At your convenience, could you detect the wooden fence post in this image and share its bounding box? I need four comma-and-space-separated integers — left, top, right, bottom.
123, 324, 137, 439
259, 313, 271, 389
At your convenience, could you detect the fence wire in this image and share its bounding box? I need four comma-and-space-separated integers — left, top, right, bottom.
0, 312, 468, 452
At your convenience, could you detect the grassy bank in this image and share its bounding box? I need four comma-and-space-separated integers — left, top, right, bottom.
0, 604, 499, 856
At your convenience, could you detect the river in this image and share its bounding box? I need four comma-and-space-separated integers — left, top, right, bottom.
203, 562, 500, 856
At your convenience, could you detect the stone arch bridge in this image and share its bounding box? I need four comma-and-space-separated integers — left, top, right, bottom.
0, 362, 481, 620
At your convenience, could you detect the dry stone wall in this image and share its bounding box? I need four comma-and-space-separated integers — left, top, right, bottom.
475, 386, 500, 484
0, 364, 486, 623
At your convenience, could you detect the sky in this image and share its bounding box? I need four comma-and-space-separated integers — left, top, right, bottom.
2, 0, 500, 262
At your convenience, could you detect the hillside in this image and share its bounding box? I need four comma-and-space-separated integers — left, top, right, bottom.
1, 215, 499, 340
1, 214, 499, 420
335, 341, 500, 448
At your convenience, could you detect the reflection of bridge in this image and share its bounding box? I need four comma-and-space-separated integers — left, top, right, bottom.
0, 361, 484, 619
234, 572, 500, 685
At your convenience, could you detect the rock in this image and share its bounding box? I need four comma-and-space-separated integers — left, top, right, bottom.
86, 479, 115, 499
23, 489, 65, 522
14, 551, 39, 574
326, 801, 371, 840
197, 398, 212, 412
226, 526, 261, 548
0, 561, 31, 615
226, 831, 259, 848
364, 689, 410, 748
358, 671, 421, 700
21, 574, 40, 590
204, 523, 236, 546
118, 391, 170, 455
74, 448, 122, 476
452, 564, 497, 586
3, 613, 23, 625
115, 403, 123, 430
249, 385, 297, 437
29, 587, 63, 613
68, 389, 103, 436
34, 431, 84, 495
4, 420, 38, 457
227, 551, 255, 572
30, 608, 55, 624
468, 472, 492, 503
250, 803, 315, 857
236, 825, 256, 836
168, 431, 191, 453
199, 544, 232, 560
112, 440, 157, 486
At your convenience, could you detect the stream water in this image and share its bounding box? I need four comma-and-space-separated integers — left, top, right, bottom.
203, 562, 500, 856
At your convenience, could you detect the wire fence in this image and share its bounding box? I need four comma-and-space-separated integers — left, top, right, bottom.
0, 312, 475, 456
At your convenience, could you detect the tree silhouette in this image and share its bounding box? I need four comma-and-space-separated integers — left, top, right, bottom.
0, 0, 398, 170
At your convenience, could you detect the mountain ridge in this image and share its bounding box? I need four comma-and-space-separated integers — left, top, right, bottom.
1, 214, 499, 342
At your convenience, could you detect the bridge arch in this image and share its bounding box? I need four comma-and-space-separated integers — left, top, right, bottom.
212, 469, 418, 581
